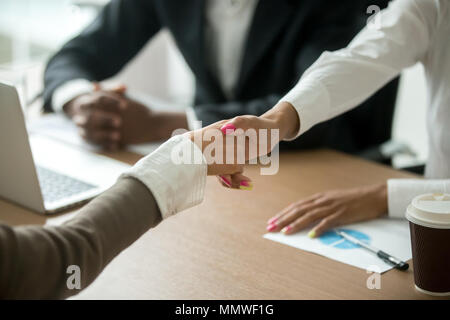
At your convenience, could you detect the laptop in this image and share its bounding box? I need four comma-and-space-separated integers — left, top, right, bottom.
0, 82, 130, 214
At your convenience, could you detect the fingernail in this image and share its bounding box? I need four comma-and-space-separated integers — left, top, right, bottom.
220, 123, 236, 135
281, 225, 292, 234
219, 175, 231, 187
308, 230, 316, 238
267, 217, 278, 225
266, 223, 277, 232
239, 181, 253, 191
240, 180, 250, 187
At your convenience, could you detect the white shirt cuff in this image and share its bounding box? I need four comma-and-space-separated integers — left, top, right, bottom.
52, 79, 94, 112
279, 77, 330, 141
120, 134, 207, 220
387, 179, 450, 219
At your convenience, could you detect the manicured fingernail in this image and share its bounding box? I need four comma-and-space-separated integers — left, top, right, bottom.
220, 123, 236, 135
281, 225, 292, 234
266, 223, 277, 232
267, 217, 278, 225
240, 180, 250, 187
308, 230, 316, 238
239, 181, 253, 191
219, 175, 231, 187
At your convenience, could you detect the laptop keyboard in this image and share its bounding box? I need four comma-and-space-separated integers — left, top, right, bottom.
36, 166, 97, 203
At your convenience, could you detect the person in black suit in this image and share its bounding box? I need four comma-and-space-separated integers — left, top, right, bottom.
44, 0, 398, 160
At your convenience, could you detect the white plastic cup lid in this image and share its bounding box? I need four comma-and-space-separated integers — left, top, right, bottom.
406, 193, 450, 229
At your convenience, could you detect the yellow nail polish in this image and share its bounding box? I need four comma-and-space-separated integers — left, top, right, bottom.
308, 230, 316, 238
239, 182, 253, 191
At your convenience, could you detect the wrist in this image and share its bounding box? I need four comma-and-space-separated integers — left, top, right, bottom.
62, 98, 78, 118
369, 183, 388, 217
151, 111, 188, 141
262, 102, 299, 140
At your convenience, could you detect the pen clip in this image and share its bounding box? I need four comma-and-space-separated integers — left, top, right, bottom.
377, 251, 409, 271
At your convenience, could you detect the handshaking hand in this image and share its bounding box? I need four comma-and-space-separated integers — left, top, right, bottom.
188, 102, 299, 191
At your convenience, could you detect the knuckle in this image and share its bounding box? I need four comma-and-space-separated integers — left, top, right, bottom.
321, 216, 332, 225
85, 114, 98, 127
231, 115, 256, 127
292, 204, 306, 215
77, 101, 91, 112
286, 211, 301, 220
327, 202, 340, 212
231, 116, 247, 127
316, 192, 325, 198
308, 209, 324, 219
317, 196, 333, 206
97, 95, 109, 105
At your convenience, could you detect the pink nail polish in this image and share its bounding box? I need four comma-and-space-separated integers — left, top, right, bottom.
220, 123, 236, 135
266, 223, 277, 232
267, 217, 278, 225
240, 180, 250, 187
219, 175, 231, 187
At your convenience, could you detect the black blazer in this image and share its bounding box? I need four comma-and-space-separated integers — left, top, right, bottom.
44, 0, 398, 155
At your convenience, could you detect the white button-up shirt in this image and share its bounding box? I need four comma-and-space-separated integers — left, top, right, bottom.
281, 0, 450, 218
205, 0, 259, 99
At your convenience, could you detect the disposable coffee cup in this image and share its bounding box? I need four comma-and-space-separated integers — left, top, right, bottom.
406, 193, 450, 296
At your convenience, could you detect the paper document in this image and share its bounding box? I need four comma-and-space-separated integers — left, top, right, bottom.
26, 90, 192, 155
27, 113, 161, 156
264, 219, 412, 273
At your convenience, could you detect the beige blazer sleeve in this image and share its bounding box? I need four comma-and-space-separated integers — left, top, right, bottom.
0, 177, 161, 299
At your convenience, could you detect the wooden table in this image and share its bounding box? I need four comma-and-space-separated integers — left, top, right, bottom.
0, 149, 437, 299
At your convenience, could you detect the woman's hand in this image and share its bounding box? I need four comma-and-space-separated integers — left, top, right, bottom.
266, 184, 388, 237
219, 101, 300, 147
186, 102, 298, 190
187, 120, 252, 190
210, 102, 299, 189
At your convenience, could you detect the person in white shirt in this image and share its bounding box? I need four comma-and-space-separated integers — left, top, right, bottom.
220, 0, 450, 237
44, 0, 399, 159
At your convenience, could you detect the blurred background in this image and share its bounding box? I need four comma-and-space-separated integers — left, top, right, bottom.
0, 0, 428, 169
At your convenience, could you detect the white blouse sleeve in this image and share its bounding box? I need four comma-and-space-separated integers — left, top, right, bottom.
281, 0, 439, 139
387, 179, 450, 218
121, 134, 207, 220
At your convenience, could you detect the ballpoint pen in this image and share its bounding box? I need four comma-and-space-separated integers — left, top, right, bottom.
334, 229, 409, 271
